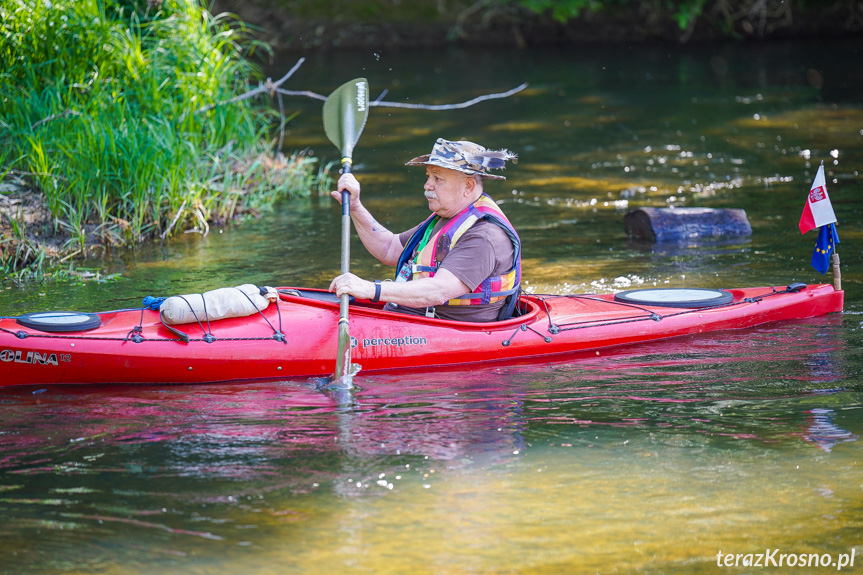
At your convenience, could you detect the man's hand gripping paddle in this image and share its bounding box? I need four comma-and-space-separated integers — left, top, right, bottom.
323, 78, 369, 385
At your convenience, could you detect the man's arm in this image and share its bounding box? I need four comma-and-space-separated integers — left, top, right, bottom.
329, 269, 470, 308
330, 221, 506, 306
331, 173, 403, 266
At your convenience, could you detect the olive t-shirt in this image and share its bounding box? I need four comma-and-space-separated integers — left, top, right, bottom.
391, 217, 516, 322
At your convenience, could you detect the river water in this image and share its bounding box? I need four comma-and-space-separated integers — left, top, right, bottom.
2, 40, 862, 573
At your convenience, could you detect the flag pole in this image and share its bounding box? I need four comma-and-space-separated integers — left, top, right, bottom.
831, 248, 842, 292
830, 217, 841, 292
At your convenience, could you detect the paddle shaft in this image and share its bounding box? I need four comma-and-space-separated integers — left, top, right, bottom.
340, 163, 352, 277
334, 161, 353, 378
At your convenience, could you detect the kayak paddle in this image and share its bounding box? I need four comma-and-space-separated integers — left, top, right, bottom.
322, 77, 370, 382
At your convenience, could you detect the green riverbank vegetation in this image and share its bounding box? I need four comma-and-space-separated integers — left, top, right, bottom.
0, 0, 331, 280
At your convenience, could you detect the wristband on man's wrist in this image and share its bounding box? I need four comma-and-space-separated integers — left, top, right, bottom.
370, 280, 382, 303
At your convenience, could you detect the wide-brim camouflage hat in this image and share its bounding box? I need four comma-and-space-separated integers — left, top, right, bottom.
405, 138, 517, 181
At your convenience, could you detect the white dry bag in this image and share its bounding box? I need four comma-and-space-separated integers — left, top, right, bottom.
160, 284, 278, 326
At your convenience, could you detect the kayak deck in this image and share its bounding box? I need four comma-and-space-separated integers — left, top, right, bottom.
0, 283, 844, 386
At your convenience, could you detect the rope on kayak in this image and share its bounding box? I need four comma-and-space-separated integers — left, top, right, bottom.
545, 296, 727, 333
0, 307, 153, 320
532, 286, 795, 334
536, 294, 658, 334
502, 323, 552, 346
0, 323, 180, 342
235, 288, 286, 343
124, 307, 146, 343
155, 288, 285, 344
0, 329, 288, 344
159, 295, 215, 343
1, 300, 287, 345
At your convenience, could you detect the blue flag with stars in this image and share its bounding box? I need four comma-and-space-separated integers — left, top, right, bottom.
811, 223, 839, 274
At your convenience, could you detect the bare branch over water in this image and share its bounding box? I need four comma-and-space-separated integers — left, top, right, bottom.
198, 57, 527, 115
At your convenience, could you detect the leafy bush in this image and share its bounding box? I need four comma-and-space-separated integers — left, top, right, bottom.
0, 0, 324, 253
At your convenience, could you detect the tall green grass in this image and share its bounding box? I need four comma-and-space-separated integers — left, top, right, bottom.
0, 0, 328, 260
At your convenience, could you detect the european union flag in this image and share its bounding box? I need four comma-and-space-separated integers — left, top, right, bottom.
811, 223, 839, 274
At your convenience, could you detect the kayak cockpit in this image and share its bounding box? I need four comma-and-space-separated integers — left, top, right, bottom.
276, 287, 543, 328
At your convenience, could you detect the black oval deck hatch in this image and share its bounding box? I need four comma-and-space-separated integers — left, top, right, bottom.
16, 311, 102, 332
614, 288, 733, 308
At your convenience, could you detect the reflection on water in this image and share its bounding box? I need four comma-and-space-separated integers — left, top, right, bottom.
1, 318, 860, 574
1, 39, 863, 573
804, 408, 859, 452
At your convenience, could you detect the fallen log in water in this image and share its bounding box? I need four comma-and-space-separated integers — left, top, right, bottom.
624, 207, 751, 242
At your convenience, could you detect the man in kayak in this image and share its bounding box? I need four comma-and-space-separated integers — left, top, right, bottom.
329, 138, 522, 322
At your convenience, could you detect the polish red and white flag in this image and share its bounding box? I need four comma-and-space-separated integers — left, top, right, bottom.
799, 163, 836, 235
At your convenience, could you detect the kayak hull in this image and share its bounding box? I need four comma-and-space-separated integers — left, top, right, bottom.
0, 284, 844, 387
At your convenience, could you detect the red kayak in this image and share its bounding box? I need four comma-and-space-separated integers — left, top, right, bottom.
0, 283, 844, 387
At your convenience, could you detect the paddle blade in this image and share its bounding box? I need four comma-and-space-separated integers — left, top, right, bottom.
333, 313, 353, 381
322, 78, 369, 162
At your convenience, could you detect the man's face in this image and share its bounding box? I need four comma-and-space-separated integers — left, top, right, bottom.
423, 166, 472, 218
